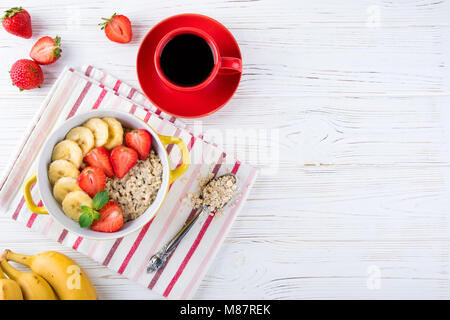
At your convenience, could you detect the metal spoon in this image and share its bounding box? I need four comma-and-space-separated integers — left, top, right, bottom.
147, 174, 237, 273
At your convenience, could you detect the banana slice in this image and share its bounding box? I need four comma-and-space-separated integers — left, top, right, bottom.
102, 117, 124, 150
66, 126, 95, 155
62, 190, 93, 222
52, 140, 83, 168
83, 118, 109, 147
48, 160, 80, 185
53, 177, 81, 203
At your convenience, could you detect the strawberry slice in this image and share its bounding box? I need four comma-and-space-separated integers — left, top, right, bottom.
91, 201, 124, 233
84, 147, 114, 178
30, 36, 62, 65
99, 13, 132, 44
125, 129, 152, 160
110, 146, 138, 179
78, 166, 106, 198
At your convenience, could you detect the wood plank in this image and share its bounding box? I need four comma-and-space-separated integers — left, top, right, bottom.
2, 97, 450, 169
1, 26, 449, 97
236, 165, 450, 240
197, 239, 450, 299
185, 96, 450, 166
11, 0, 450, 28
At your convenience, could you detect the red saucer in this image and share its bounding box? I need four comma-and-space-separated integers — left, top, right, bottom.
136, 14, 242, 118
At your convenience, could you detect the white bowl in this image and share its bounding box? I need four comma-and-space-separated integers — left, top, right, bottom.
23, 110, 189, 240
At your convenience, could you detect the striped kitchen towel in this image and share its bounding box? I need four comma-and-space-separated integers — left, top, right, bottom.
0, 65, 258, 299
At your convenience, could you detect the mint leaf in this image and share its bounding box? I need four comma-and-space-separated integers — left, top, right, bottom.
81, 206, 95, 217
79, 205, 102, 228
92, 210, 101, 220
81, 205, 91, 212
79, 212, 93, 228
93, 190, 109, 210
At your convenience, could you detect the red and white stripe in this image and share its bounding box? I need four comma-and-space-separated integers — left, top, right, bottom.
146, 152, 227, 289
180, 168, 257, 299
131, 143, 214, 282
162, 161, 241, 297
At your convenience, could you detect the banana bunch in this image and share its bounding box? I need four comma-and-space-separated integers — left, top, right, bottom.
49, 117, 123, 220
1, 250, 98, 300
0, 258, 56, 300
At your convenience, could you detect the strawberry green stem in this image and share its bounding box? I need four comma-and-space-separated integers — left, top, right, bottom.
52, 36, 62, 60
99, 13, 117, 30
2, 7, 23, 22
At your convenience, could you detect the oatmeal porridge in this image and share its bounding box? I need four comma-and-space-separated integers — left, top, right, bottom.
106, 149, 162, 221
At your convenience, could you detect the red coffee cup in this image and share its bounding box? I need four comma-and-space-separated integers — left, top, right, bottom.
154, 27, 242, 92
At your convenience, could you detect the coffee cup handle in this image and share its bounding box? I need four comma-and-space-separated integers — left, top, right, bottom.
219, 57, 242, 74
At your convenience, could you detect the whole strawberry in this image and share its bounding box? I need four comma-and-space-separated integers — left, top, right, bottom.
10, 59, 43, 91
2, 7, 32, 39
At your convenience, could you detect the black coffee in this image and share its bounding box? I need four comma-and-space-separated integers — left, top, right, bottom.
160, 33, 215, 87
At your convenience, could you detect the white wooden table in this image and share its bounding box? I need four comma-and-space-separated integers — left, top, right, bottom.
1, 0, 450, 299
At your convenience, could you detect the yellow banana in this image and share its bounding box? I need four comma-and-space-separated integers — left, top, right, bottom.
0, 264, 23, 300
0, 258, 57, 300
4, 250, 97, 300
